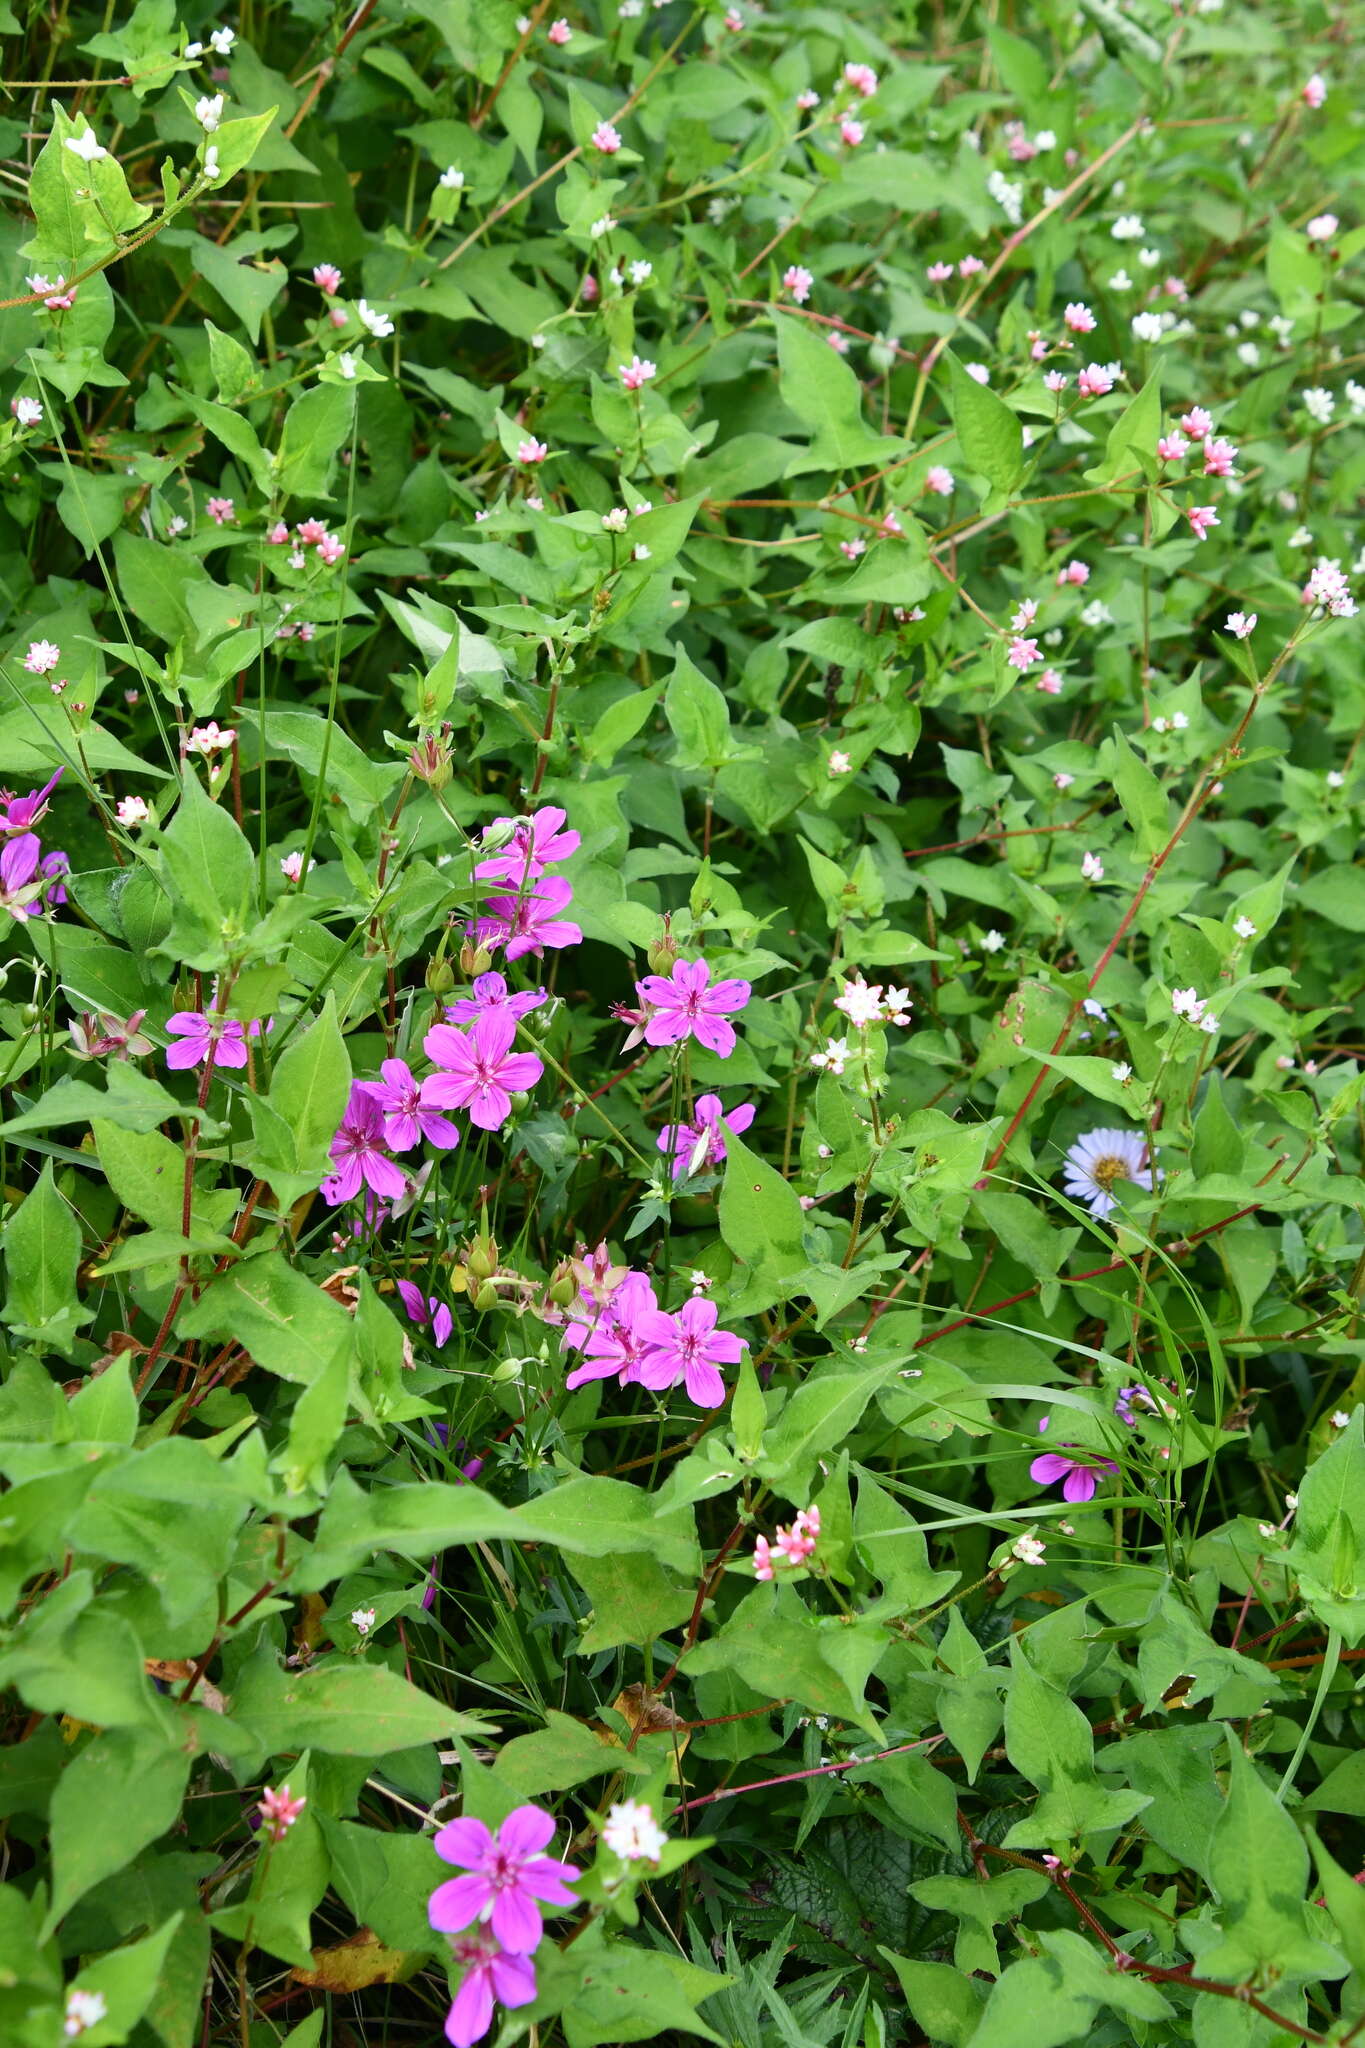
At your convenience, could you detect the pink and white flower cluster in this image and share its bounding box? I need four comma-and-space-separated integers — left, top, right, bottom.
753, 1504, 820, 1580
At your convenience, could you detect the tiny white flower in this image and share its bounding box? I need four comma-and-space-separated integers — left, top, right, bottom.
1331, 1410, 1351, 1429
1233, 916, 1256, 939
202, 144, 220, 178
590, 213, 617, 239
1111, 213, 1145, 240
632, 542, 650, 561
602, 1798, 668, 1862
210, 25, 236, 54
64, 125, 108, 162
1107, 268, 1134, 291
195, 93, 225, 131
64, 1990, 109, 2039
1011, 1533, 1047, 1567
602, 507, 628, 532
350, 1605, 377, 1636
1131, 311, 1164, 343
439, 165, 465, 189
336, 351, 358, 379
980, 929, 1005, 953
1302, 386, 1335, 424
1111, 1061, 1132, 1082
357, 299, 394, 338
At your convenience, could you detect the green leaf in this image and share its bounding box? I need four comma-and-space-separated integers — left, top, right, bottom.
943, 350, 1024, 498
757, 1363, 901, 1498
570, 1548, 697, 1653
1084, 365, 1163, 485
852, 1469, 960, 1610
157, 772, 255, 932
2, 1063, 182, 1138
1308, 1827, 1365, 1981
777, 314, 904, 474
494, 1709, 650, 1799
66, 1913, 185, 2046
273, 1335, 351, 1497
0, 1160, 86, 1350
112, 529, 214, 643
539, 1928, 728, 2047
1282, 1409, 1365, 1645
876, 1953, 985, 2048
92, 1119, 188, 1233
1105, 727, 1168, 857
251, 996, 351, 1201
665, 648, 731, 771
277, 381, 356, 501
203, 106, 279, 187
1001, 1637, 1150, 1852
43, 1728, 190, 1935
683, 1585, 883, 1736
230, 1649, 489, 1756
1299, 867, 1365, 934
719, 1128, 807, 1312
1200, 1735, 1346, 1983
177, 1252, 355, 1385
909, 1869, 1050, 1977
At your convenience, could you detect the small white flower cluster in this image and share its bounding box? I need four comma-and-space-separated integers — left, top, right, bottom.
1302, 557, 1356, 618
601, 1798, 668, 1862
986, 169, 1024, 226
831, 973, 912, 1030
1170, 987, 1219, 1035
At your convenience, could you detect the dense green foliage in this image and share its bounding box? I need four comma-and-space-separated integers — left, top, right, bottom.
2, 0, 1365, 2043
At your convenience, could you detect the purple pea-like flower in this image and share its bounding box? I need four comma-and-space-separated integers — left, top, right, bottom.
364, 1058, 461, 1154
322, 1083, 407, 1206
429, 1803, 580, 1955
396, 1278, 454, 1347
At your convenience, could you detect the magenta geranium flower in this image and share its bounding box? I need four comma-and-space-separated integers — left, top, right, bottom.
476, 875, 582, 961
1029, 1446, 1119, 1503
441, 1931, 537, 2048
429, 1803, 580, 1955
658, 1093, 755, 1178
0, 767, 62, 835
564, 1271, 659, 1391
364, 1058, 460, 1153
634, 958, 752, 1059
396, 1280, 454, 1347
423, 1009, 544, 1131
445, 972, 547, 1025
0, 832, 44, 916
474, 806, 580, 887
322, 1083, 407, 1206
165, 1009, 251, 1070
635, 1295, 746, 1407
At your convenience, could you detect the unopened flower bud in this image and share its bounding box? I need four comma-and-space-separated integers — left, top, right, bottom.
492, 1356, 524, 1382
473, 1280, 500, 1312
409, 731, 452, 790
508, 1090, 530, 1114
646, 932, 680, 974
460, 939, 494, 976
425, 954, 455, 996
548, 1260, 578, 1307
467, 1242, 498, 1281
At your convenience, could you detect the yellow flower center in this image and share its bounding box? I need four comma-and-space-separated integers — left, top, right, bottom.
1092, 1154, 1133, 1189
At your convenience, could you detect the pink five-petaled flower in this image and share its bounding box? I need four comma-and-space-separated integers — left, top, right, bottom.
165, 1008, 251, 1071
474, 805, 580, 887
205, 496, 235, 525
312, 263, 343, 294
423, 1010, 544, 1132
445, 971, 547, 1025
658, 1092, 756, 1179
441, 1931, 537, 2048
635, 1295, 745, 1408
843, 60, 877, 95
515, 437, 548, 465
430, 1803, 580, 1956
323, 1083, 407, 1206
617, 353, 655, 389
547, 15, 572, 41
1029, 1445, 1119, 1504
754, 1505, 820, 1580
633, 957, 751, 1058
1302, 73, 1327, 109
782, 264, 813, 303
259, 1785, 307, 1841
1179, 406, 1212, 437
476, 875, 582, 960
1007, 635, 1040, 672
364, 1058, 461, 1153
1225, 611, 1257, 639
1077, 363, 1115, 397
1187, 505, 1219, 541
1156, 432, 1188, 462
396, 1279, 454, 1347
591, 120, 622, 154
839, 116, 864, 146
1063, 301, 1096, 332
925, 465, 954, 496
